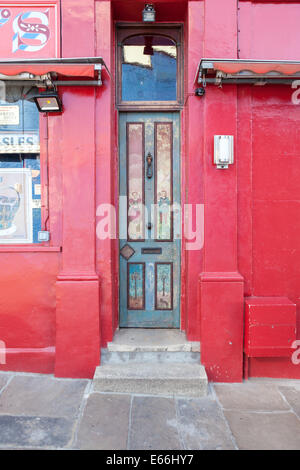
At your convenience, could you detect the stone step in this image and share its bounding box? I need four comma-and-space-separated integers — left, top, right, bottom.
101, 349, 201, 364
93, 363, 208, 397
107, 328, 200, 353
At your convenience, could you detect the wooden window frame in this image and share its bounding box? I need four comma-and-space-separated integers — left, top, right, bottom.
116, 23, 184, 111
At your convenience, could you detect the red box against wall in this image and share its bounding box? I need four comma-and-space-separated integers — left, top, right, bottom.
244, 297, 297, 357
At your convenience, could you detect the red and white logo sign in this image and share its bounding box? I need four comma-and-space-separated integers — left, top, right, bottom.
0, 3, 59, 58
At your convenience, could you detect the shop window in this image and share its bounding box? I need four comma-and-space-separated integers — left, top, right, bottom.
0, 90, 41, 244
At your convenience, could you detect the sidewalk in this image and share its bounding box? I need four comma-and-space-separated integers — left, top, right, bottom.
0, 371, 300, 450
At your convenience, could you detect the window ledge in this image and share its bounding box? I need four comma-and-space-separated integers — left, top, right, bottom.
0, 245, 61, 252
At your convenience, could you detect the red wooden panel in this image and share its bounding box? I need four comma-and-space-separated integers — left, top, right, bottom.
245, 297, 296, 325
252, 201, 300, 296
245, 347, 293, 358
244, 297, 297, 358
112, 1, 188, 22
249, 357, 300, 379
238, 2, 300, 60
246, 325, 296, 349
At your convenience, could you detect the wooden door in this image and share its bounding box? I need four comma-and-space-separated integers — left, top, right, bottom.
119, 112, 181, 327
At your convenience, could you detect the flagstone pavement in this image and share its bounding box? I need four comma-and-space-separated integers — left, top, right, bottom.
0, 371, 300, 450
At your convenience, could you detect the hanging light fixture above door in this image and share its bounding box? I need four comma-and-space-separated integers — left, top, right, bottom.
142, 4, 156, 22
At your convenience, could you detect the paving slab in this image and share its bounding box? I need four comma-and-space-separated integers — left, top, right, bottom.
214, 382, 290, 411
76, 393, 131, 450
176, 397, 236, 450
129, 396, 182, 450
0, 375, 88, 418
279, 386, 300, 418
223, 410, 300, 450
0, 371, 298, 450
0, 415, 73, 448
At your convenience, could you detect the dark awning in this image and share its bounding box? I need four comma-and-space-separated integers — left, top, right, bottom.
197, 59, 300, 86
0, 57, 109, 87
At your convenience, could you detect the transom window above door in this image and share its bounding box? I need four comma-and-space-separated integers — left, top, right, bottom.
117, 25, 183, 108
122, 35, 177, 101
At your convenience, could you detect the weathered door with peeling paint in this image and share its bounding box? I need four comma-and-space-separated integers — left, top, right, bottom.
119, 112, 180, 327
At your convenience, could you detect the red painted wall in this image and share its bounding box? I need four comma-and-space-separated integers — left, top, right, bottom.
237, 1, 300, 378
200, 0, 300, 381
237, 85, 300, 378
1, 0, 300, 381
0, 252, 58, 373
238, 1, 300, 60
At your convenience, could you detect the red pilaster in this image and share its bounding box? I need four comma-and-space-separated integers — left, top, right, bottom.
199, 0, 244, 382
55, 0, 100, 378
55, 88, 100, 378
184, 1, 204, 340
95, 1, 116, 347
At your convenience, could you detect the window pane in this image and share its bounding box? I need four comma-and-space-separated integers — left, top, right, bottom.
0, 94, 41, 244
122, 35, 177, 102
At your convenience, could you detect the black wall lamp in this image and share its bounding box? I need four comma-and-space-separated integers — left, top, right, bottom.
143, 4, 156, 22
195, 87, 205, 97
33, 90, 62, 113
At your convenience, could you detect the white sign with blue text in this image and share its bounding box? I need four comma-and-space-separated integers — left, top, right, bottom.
0, 133, 40, 153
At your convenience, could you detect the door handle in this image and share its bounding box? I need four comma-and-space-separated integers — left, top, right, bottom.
146, 152, 153, 179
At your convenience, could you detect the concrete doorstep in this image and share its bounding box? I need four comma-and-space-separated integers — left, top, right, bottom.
106, 329, 200, 353
95, 329, 207, 397
93, 363, 208, 397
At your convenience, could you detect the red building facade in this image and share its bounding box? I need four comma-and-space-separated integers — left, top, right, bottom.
0, 0, 300, 382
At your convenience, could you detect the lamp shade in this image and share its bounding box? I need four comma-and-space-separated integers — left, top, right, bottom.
142, 4, 156, 22
34, 92, 62, 113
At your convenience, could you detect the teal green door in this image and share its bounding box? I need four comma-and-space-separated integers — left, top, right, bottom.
119, 112, 181, 327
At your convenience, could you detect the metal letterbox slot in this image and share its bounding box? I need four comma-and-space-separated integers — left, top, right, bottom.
141, 248, 162, 254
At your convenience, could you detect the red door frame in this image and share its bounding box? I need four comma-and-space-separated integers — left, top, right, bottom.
54, 0, 244, 382
96, 0, 244, 382
111, 20, 195, 339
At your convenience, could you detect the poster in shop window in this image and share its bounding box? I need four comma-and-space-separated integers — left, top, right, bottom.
0, 168, 32, 243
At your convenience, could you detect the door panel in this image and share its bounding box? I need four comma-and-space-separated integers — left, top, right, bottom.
155, 122, 173, 241
119, 112, 180, 328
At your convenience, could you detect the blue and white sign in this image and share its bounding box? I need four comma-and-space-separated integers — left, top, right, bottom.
0, 132, 40, 153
